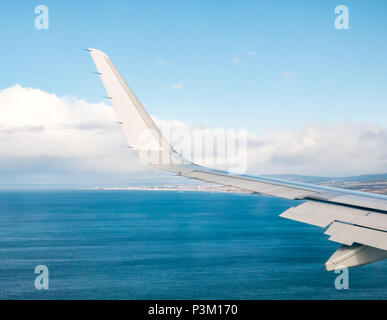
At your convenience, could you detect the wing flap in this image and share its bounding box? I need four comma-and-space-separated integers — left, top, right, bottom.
280, 201, 387, 231
280, 202, 339, 228
325, 222, 387, 251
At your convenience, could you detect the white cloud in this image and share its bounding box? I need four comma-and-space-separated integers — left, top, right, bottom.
170, 83, 183, 89
157, 120, 387, 177
0, 85, 150, 186
0, 85, 386, 186
245, 123, 387, 176
248, 51, 256, 56
232, 58, 240, 64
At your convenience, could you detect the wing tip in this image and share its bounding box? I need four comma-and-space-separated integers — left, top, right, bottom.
88, 48, 109, 59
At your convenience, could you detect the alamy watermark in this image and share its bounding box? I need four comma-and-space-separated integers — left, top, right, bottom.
34, 5, 49, 30
335, 5, 349, 30
135, 126, 248, 174
34, 265, 49, 290
334, 266, 349, 290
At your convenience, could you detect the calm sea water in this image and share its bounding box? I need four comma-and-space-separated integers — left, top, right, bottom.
0, 190, 385, 300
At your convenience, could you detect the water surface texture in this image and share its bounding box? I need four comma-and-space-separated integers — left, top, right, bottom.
0, 190, 385, 299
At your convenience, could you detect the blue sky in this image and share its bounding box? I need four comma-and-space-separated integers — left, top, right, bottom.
0, 1, 386, 187
1, 0, 387, 134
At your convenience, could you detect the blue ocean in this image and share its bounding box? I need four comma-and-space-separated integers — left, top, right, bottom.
0, 190, 385, 300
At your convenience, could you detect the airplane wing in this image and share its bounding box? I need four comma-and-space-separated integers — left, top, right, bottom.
88, 48, 387, 271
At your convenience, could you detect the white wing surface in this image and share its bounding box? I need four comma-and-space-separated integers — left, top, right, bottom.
89, 49, 387, 271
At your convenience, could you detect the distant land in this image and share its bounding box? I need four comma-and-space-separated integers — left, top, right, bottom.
98, 184, 250, 194
263, 173, 387, 195
96, 173, 387, 196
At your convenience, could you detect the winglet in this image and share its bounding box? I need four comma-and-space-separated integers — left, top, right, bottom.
88, 49, 191, 171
